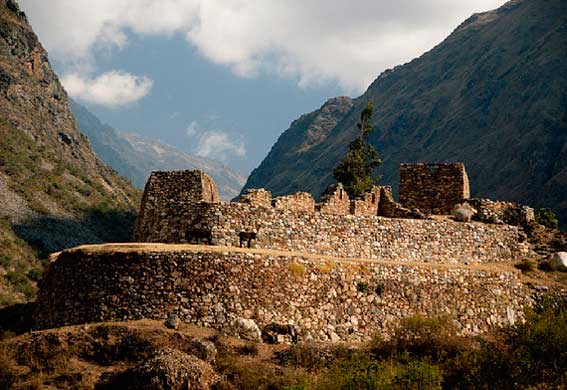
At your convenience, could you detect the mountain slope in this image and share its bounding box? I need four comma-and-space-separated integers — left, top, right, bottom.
242, 0, 567, 225
70, 100, 245, 201
0, 0, 140, 305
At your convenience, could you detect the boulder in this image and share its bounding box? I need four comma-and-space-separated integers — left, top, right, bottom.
234, 318, 262, 342
187, 339, 217, 363
96, 348, 220, 390
452, 203, 477, 222
262, 323, 299, 344
551, 252, 567, 271
165, 314, 180, 330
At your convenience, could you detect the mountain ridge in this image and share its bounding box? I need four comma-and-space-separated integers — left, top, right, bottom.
0, 0, 140, 305
241, 0, 567, 227
70, 100, 245, 201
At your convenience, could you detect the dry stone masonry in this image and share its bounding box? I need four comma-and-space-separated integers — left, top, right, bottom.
133, 168, 530, 264
134, 200, 529, 264
399, 163, 470, 214
35, 245, 530, 341
37, 164, 540, 342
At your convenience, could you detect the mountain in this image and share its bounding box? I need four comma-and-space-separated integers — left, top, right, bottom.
0, 0, 140, 305
241, 0, 567, 226
70, 100, 245, 201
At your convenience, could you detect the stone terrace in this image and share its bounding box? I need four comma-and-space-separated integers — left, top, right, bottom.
35, 244, 531, 341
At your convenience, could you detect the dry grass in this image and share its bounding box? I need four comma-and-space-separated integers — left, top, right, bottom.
287, 262, 306, 278
315, 259, 337, 273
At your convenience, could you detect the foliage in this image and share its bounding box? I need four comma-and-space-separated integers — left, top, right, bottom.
333, 102, 382, 198
356, 281, 369, 293
535, 208, 559, 230
1, 300, 566, 389
313, 358, 442, 390
514, 259, 536, 273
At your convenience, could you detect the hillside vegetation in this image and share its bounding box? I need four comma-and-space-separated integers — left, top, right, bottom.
1, 296, 566, 389
0, 0, 140, 306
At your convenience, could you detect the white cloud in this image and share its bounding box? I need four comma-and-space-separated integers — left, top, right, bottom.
186, 121, 199, 137
61, 71, 153, 107
185, 120, 246, 161
20, 0, 507, 92
195, 131, 246, 162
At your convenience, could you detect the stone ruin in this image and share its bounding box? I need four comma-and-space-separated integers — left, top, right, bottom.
399, 162, 470, 214
34, 162, 541, 343
132, 164, 535, 263
134, 163, 533, 241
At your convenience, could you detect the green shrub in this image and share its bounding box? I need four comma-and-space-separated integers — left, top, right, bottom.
445, 296, 567, 389
535, 208, 559, 230
374, 283, 385, 296
391, 361, 442, 390
357, 281, 369, 293
5, 271, 35, 298
373, 314, 468, 362
514, 259, 536, 273
26, 268, 43, 282
0, 256, 11, 268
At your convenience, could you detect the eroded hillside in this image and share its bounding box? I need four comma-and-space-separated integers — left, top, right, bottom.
0, 0, 140, 306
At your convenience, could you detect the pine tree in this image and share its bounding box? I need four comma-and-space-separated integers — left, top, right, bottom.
333, 102, 381, 198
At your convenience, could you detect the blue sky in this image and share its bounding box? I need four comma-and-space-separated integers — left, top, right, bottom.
18, 0, 506, 175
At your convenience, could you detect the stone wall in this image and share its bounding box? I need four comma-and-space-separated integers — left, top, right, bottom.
469, 198, 535, 227
273, 192, 315, 212
134, 170, 219, 240
317, 183, 350, 215
35, 245, 532, 341
135, 200, 530, 264
379, 186, 426, 219
399, 163, 470, 214
239, 188, 272, 208
350, 186, 380, 216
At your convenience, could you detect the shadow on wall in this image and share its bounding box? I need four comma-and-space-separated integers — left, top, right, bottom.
12, 209, 137, 258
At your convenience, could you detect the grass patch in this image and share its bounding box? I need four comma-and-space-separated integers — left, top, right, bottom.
315, 259, 336, 273
287, 262, 306, 279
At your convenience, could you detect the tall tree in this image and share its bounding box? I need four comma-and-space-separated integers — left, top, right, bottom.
333, 102, 381, 198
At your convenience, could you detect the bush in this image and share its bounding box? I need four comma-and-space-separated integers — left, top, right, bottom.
381, 314, 468, 361
445, 296, 567, 389
536, 208, 559, 230
0, 256, 11, 268
356, 281, 369, 293
314, 359, 442, 390
26, 268, 43, 282
391, 361, 442, 390
514, 259, 536, 273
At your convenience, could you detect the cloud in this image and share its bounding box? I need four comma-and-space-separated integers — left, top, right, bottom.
61, 71, 154, 107
195, 131, 246, 162
186, 120, 199, 137
20, 0, 507, 92
185, 120, 246, 161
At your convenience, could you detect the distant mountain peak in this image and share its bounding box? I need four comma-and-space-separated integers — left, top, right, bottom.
70, 100, 245, 201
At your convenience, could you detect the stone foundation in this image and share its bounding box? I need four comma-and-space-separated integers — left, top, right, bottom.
35, 245, 532, 341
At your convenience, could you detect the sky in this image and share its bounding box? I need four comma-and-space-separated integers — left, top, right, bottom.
18, 0, 506, 175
